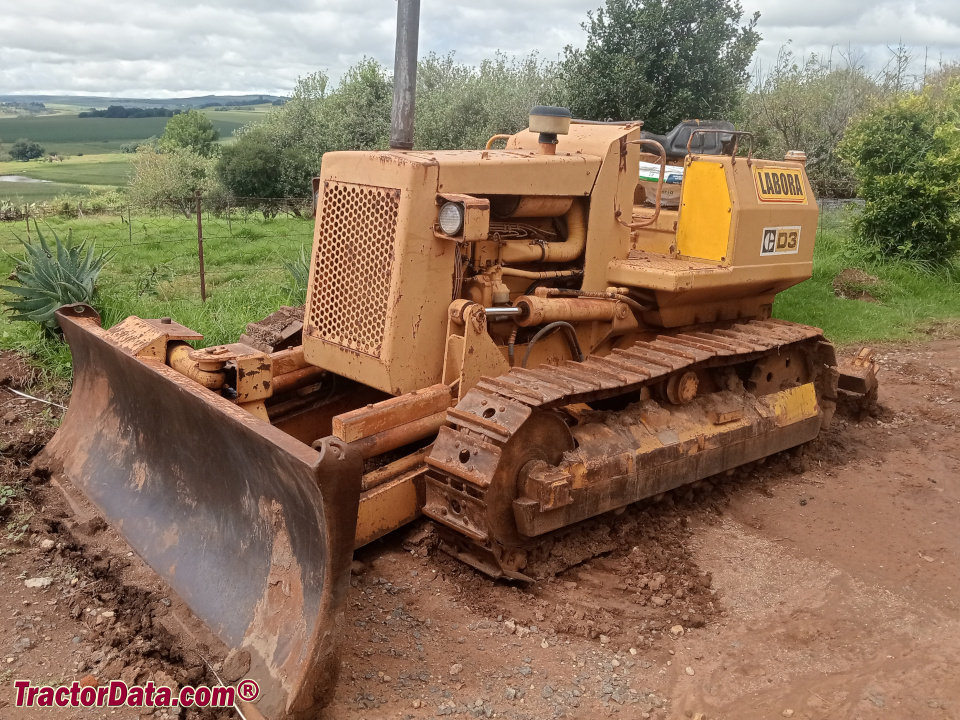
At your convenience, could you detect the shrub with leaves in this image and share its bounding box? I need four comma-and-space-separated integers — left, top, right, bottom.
2, 223, 110, 332
838, 85, 960, 265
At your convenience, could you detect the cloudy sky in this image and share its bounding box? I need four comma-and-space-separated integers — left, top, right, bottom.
2, 0, 958, 97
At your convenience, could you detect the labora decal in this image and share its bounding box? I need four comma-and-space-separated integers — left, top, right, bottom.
753, 166, 806, 203
761, 226, 801, 256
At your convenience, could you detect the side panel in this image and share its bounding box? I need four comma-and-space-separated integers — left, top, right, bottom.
303, 153, 448, 396
728, 158, 819, 272
676, 160, 732, 262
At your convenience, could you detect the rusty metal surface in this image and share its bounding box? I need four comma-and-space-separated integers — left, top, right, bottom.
472, 319, 824, 411
425, 319, 833, 579
837, 347, 879, 396
42, 305, 362, 720
306, 181, 400, 359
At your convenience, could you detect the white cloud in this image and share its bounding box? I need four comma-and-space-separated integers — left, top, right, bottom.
1, 0, 957, 97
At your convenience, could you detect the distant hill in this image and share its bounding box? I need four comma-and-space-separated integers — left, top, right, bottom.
0, 94, 287, 110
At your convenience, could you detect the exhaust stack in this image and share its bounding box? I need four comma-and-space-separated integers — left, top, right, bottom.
389, 0, 420, 150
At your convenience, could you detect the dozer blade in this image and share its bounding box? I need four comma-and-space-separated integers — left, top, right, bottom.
42, 305, 362, 720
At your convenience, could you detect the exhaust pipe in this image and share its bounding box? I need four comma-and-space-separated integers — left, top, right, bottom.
389, 0, 420, 150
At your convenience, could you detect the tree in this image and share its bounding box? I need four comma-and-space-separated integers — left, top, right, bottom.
838, 84, 960, 265
217, 71, 330, 200
415, 52, 561, 150
9, 138, 45, 161
218, 128, 314, 201
319, 58, 392, 151
742, 48, 881, 195
159, 110, 220, 157
561, 0, 760, 132
129, 146, 220, 218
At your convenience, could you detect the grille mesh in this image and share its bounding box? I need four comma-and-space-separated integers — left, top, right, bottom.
308, 181, 400, 358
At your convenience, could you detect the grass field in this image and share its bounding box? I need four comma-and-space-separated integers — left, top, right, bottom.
0, 182, 97, 202
0, 207, 957, 382
0, 212, 312, 379
0, 109, 264, 157
774, 211, 960, 344
0, 153, 132, 185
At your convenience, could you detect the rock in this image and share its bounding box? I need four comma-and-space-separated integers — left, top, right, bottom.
540, 639, 549, 649
39, 539, 56, 551
153, 671, 178, 692
3, 411, 19, 424
120, 665, 142, 684
222, 648, 252, 682
350, 560, 367, 575
24, 577, 53, 589
412, 699, 422, 708
79, 675, 98, 688
685, 667, 695, 676
688, 614, 706, 629
505, 688, 517, 701
101, 610, 115, 618
541, 686, 554, 699
782, 710, 794, 718
651, 596, 666, 607
504, 620, 516, 634
599, 635, 610, 644
670, 625, 684, 636
449, 663, 463, 677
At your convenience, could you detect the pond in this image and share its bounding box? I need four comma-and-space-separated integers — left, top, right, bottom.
0, 175, 51, 183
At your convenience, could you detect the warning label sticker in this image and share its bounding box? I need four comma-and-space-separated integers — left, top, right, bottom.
761, 226, 801, 256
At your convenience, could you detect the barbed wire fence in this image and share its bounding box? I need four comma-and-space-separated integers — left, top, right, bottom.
0, 196, 316, 302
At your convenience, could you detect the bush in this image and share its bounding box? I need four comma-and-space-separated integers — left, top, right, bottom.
9, 138, 45, 161
839, 87, 960, 265
129, 146, 221, 218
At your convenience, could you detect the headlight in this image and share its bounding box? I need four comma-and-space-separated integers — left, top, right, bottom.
438, 202, 465, 236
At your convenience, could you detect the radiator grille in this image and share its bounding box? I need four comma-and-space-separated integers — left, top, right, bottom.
307, 182, 400, 358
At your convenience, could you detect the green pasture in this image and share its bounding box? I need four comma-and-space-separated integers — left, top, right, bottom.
0, 154, 132, 185
0, 212, 313, 379
774, 210, 960, 345
0, 109, 263, 157
0, 182, 97, 203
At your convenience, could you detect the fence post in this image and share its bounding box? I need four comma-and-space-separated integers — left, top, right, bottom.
196, 194, 207, 302
128, 204, 133, 244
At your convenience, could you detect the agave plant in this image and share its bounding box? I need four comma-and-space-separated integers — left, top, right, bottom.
282, 244, 310, 301
2, 222, 110, 332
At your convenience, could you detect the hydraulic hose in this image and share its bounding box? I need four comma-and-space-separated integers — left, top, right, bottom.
521, 321, 584, 369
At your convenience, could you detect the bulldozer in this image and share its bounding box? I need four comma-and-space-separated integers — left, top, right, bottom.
42, 2, 879, 717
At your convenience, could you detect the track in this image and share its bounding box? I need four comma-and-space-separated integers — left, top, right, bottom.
425, 318, 838, 579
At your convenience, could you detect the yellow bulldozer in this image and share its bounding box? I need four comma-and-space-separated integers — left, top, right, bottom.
42, 2, 878, 717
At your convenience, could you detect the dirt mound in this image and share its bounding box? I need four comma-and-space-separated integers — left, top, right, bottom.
832, 267, 880, 302
239, 305, 304, 351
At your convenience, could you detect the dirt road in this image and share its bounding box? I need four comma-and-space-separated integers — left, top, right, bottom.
0, 337, 957, 720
